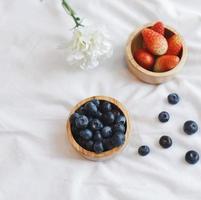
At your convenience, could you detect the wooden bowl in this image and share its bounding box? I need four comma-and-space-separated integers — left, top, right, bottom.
126, 22, 188, 84
66, 96, 131, 161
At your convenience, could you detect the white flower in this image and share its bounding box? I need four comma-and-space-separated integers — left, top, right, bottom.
66, 24, 113, 70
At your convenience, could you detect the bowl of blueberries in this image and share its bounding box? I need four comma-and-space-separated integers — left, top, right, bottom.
66, 96, 131, 161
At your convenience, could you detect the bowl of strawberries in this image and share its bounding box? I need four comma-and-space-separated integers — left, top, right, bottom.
126, 21, 187, 84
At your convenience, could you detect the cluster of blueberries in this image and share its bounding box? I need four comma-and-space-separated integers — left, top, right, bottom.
138, 93, 199, 165
70, 99, 127, 153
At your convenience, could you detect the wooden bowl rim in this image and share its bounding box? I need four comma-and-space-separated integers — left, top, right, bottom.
66, 96, 131, 160
126, 21, 188, 77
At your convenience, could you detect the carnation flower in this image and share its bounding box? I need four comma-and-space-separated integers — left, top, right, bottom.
62, 0, 113, 70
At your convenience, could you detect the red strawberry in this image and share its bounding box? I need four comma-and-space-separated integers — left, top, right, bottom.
134, 48, 154, 70
142, 28, 168, 55
166, 34, 182, 56
152, 21, 165, 35
154, 55, 180, 72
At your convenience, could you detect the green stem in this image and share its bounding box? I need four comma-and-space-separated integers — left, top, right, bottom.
62, 0, 84, 28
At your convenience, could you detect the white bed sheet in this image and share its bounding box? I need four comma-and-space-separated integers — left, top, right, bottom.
0, 0, 201, 199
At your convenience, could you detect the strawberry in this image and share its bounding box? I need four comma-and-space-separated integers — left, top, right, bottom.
142, 28, 168, 55
152, 21, 165, 35
166, 34, 182, 56
134, 48, 154, 70
154, 55, 180, 72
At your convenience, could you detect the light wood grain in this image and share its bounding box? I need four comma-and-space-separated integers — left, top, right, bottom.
126, 22, 188, 84
66, 96, 131, 161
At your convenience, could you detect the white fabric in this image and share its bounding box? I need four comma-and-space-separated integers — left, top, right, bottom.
0, 0, 201, 199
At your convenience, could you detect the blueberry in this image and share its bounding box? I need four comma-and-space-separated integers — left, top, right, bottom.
102, 138, 113, 150
79, 129, 93, 140
89, 119, 103, 131
71, 125, 79, 138
102, 112, 115, 125
85, 140, 94, 151
76, 137, 86, 148
88, 116, 93, 122
115, 115, 126, 125
101, 101, 112, 112
94, 111, 102, 119
185, 150, 199, 164
76, 106, 86, 115
101, 126, 112, 138
112, 132, 125, 147
159, 135, 172, 148
158, 111, 170, 123
93, 141, 104, 153
111, 132, 125, 147
168, 93, 180, 105
113, 123, 125, 133
112, 110, 121, 118
92, 99, 100, 107
183, 120, 198, 135
75, 115, 89, 129
70, 112, 80, 124
84, 101, 97, 115
93, 131, 102, 141
138, 145, 150, 156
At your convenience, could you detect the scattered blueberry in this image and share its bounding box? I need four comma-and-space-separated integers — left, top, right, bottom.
115, 115, 126, 124
159, 135, 172, 148
93, 131, 102, 141
84, 101, 98, 115
112, 132, 125, 147
138, 145, 150, 156
89, 119, 103, 131
185, 150, 199, 164
93, 141, 104, 153
158, 111, 170, 123
75, 115, 89, 129
102, 112, 115, 125
101, 101, 112, 112
85, 140, 94, 151
101, 126, 112, 138
113, 123, 125, 133
183, 120, 198, 135
79, 129, 93, 140
168, 93, 179, 105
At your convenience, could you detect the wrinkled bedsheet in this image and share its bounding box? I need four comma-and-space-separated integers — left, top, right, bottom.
0, 0, 201, 199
